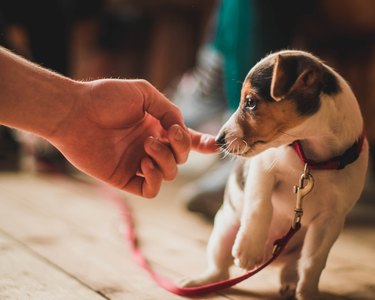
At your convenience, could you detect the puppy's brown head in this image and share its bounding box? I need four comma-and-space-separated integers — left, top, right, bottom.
216, 50, 341, 157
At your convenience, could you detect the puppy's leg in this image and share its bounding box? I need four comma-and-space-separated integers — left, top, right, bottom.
279, 247, 301, 298
296, 214, 345, 300
232, 162, 275, 270
181, 205, 239, 287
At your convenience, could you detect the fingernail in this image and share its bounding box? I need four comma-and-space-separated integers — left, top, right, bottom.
151, 139, 161, 151
174, 127, 183, 141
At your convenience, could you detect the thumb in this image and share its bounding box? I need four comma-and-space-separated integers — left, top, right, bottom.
137, 80, 186, 130
189, 129, 219, 154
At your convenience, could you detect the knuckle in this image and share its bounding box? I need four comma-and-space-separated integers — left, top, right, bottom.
136, 79, 152, 88
166, 105, 182, 120
172, 106, 183, 120
135, 79, 154, 99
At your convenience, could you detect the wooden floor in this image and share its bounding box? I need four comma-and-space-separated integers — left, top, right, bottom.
0, 170, 374, 300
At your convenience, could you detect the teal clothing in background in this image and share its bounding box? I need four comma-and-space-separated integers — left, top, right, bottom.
211, 0, 298, 111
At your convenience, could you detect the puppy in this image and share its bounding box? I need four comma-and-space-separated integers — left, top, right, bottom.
183, 50, 368, 299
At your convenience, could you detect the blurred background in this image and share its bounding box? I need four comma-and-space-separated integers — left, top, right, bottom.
0, 0, 374, 219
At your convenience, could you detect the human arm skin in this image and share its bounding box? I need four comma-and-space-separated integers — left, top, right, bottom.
0, 46, 218, 197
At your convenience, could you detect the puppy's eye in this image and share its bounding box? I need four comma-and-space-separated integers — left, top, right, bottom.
245, 96, 258, 111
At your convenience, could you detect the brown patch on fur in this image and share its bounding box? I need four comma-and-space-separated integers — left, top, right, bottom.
270, 54, 319, 101
238, 80, 307, 147
248, 50, 339, 115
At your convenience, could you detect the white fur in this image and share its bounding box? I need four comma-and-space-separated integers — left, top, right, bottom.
182, 60, 368, 300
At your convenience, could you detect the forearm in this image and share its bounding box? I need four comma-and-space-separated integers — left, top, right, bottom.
0, 46, 81, 139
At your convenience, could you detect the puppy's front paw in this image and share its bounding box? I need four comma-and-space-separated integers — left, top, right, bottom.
232, 233, 264, 270
295, 288, 320, 300
180, 270, 229, 288
279, 284, 296, 299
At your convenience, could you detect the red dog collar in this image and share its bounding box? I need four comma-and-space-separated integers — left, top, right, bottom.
291, 127, 366, 170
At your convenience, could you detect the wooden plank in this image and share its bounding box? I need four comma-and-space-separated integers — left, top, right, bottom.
0, 175, 304, 299
0, 174, 283, 299
104, 180, 375, 300
0, 173, 230, 300
0, 173, 374, 299
115, 181, 285, 299
0, 230, 105, 300
127, 178, 375, 300
318, 227, 375, 300
0, 173, 217, 275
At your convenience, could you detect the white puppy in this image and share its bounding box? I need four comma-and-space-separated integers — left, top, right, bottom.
183, 50, 368, 299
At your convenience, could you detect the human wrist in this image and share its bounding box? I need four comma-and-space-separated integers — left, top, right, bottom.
15, 74, 82, 141
0, 46, 82, 140
39, 78, 84, 141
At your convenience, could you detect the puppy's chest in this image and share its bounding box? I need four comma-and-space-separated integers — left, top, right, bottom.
229, 156, 336, 220
271, 180, 299, 213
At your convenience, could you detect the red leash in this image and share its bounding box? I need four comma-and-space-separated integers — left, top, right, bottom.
104, 187, 303, 297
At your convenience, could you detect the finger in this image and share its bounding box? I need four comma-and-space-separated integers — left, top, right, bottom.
189, 128, 220, 154
140, 157, 163, 198
121, 157, 162, 198
167, 124, 191, 164
144, 137, 178, 181
134, 80, 187, 130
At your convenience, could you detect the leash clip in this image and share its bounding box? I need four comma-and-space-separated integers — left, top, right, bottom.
292, 163, 314, 229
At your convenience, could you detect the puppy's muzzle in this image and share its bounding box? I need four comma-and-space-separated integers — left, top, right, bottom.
215, 132, 226, 148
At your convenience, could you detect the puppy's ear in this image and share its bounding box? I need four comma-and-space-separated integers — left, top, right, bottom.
271, 54, 318, 101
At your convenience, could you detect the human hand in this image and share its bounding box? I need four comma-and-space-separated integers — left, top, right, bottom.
48, 79, 218, 197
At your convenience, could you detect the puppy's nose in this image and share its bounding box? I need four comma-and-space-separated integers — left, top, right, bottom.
215, 132, 226, 147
